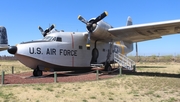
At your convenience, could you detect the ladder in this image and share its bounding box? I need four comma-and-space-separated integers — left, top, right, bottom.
114, 52, 136, 71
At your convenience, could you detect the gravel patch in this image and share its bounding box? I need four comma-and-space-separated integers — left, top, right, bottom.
2, 70, 118, 84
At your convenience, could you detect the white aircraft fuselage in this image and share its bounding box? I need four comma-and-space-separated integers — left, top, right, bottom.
7, 11, 136, 76
7, 11, 180, 77
11, 31, 132, 72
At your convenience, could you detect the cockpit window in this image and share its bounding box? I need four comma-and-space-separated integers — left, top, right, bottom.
43, 36, 62, 42
43, 36, 52, 41
52, 37, 57, 41
56, 37, 62, 42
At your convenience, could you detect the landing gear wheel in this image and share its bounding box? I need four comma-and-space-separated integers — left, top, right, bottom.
33, 67, 43, 76
104, 62, 112, 74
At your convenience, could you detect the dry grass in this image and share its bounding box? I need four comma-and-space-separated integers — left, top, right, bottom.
1, 61, 180, 102
0, 60, 31, 75
136, 62, 180, 74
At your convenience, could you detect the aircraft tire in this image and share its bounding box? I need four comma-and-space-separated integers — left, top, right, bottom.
33, 67, 43, 76
37, 70, 43, 76
33, 69, 38, 76
104, 62, 112, 73
107, 65, 112, 74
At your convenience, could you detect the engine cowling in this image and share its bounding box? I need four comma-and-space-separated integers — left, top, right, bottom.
78, 11, 117, 47
89, 20, 116, 42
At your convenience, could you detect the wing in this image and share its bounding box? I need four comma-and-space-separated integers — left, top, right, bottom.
108, 19, 180, 42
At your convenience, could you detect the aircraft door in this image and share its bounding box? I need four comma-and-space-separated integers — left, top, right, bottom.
90, 47, 99, 64
90, 40, 99, 64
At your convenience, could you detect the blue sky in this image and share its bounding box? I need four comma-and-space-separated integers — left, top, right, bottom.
0, 0, 180, 56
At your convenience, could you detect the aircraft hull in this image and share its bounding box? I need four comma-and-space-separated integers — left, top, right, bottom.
8, 32, 133, 73
15, 54, 92, 71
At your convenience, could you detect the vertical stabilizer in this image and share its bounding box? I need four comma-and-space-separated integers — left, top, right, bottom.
114, 16, 134, 55
126, 16, 133, 26
123, 16, 133, 53
0, 26, 8, 51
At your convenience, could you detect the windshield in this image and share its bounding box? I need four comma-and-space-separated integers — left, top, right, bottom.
43, 36, 62, 42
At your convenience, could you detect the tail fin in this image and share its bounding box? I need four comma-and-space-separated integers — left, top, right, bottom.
126, 16, 133, 26
0, 26, 8, 51
114, 16, 134, 55
124, 16, 133, 53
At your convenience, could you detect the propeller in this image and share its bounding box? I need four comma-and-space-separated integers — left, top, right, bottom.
78, 11, 108, 47
38, 24, 55, 37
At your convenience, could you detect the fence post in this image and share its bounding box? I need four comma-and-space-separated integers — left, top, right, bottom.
1, 71, 5, 85
133, 65, 136, 72
12, 66, 14, 74
96, 68, 99, 80
119, 67, 122, 76
54, 72, 57, 83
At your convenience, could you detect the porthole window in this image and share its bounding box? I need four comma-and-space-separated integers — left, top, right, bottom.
79, 46, 83, 49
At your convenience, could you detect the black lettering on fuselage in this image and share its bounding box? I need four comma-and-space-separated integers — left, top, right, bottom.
46, 48, 56, 55
29, 47, 42, 54
37, 47, 41, 54
59, 49, 63, 55
59, 49, 77, 56
29, 47, 34, 54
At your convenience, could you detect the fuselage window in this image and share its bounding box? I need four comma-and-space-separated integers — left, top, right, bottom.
56, 37, 62, 42
103, 49, 105, 52
87, 47, 90, 50
79, 46, 83, 49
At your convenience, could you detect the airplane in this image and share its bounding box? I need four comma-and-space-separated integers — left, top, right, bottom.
0, 26, 8, 51
7, 11, 180, 76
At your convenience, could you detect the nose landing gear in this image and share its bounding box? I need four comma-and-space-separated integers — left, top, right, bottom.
33, 66, 43, 76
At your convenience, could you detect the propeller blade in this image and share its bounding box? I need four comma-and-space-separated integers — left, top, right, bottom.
38, 24, 55, 37
86, 32, 91, 48
78, 15, 88, 24
38, 26, 46, 36
49, 24, 55, 31
94, 11, 108, 23
44, 24, 55, 34
38, 26, 44, 32
78, 11, 108, 47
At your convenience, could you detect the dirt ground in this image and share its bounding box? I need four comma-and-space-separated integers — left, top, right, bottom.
2, 70, 118, 84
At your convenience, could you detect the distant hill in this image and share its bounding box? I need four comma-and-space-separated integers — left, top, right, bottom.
0, 56, 17, 60
128, 55, 180, 63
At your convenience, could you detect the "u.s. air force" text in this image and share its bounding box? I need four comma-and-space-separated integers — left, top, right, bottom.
29, 47, 77, 56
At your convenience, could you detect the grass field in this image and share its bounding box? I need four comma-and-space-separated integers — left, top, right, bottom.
0, 61, 180, 102
0, 60, 31, 75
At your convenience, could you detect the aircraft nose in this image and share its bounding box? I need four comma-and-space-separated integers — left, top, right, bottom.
8, 46, 17, 54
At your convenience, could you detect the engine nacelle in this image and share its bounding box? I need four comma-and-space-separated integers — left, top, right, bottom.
89, 20, 117, 41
